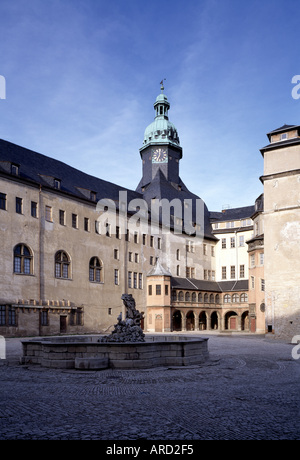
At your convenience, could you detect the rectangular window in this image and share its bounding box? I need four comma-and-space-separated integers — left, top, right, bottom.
158, 238, 161, 250
142, 234, 146, 245
260, 253, 264, 265
134, 232, 138, 244
203, 244, 207, 255
128, 252, 133, 262
8, 307, 16, 326
59, 210, 65, 226
134, 272, 137, 289
261, 279, 265, 291
251, 254, 255, 267
135, 253, 139, 263
150, 236, 154, 247
0, 306, 6, 326
40, 310, 48, 326
251, 276, 255, 289
239, 235, 244, 247
240, 265, 245, 278
16, 197, 23, 214
45, 206, 52, 222
116, 226, 120, 239
84, 217, 89, 232
150, 256, 154, 265
114, 249, 119, 260
222, 238, 226, 249
54, 179, 61, 190
31, 201, 38, 218
231, 265, 236, 279
128, 271, 132, 289
148, 285, 152, 296
222, 266, 227, 280
114, 269, 119, 285
156, 285, 161, 295
204, 269, 207, 280
139, 273, 143, 290
72, 213, 78, 229
230, 237, 235, 248
212, 270, 215, 281
165, 285, 169, 296
0, 193, 6, 210
211, 246, 215, 257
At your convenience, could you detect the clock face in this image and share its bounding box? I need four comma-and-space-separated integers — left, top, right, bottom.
152, 148, 168, 163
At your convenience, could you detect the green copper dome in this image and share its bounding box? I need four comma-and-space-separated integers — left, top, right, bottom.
142, 84, 180, 148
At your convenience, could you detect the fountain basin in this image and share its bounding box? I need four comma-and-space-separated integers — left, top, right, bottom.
21, 335, 209, 370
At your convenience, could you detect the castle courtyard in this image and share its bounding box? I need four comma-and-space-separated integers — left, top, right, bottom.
0, 333, 299, 441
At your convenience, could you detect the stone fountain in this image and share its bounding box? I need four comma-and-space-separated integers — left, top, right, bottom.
21, 294, 209, 370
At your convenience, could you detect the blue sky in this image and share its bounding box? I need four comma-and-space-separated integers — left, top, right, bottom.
0, 0, 300, 211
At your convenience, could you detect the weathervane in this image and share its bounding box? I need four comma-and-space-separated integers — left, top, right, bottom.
160, 78, 166, 92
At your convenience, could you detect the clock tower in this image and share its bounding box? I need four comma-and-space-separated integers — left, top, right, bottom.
136, 82, 183, 193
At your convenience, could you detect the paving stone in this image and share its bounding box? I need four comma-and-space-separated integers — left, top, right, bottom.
0, 333, 299, 440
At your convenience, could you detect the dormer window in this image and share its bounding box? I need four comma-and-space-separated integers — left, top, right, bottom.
90, 191, 97, 201
54, 179, 61, 190
280, 133, 287, 140
11, 164, 19, 175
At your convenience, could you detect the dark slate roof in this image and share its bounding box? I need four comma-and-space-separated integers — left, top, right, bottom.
140, 169, 216, 240
260, 136, 300, 156
171, 277, 248, 292
210, 205, 255, 222
266, 124, 298, 139
0, 139, 142, 204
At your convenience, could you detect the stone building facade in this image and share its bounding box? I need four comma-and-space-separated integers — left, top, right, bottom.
0, 87, 298, 339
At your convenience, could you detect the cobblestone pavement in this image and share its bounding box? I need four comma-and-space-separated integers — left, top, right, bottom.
0, 333, 299, 440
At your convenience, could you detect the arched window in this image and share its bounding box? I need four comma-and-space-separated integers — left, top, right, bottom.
14, 244, 33, 275
240, 293, 248, 302
89, 257, 103, 283
210, 293, 215, 303
204, 293, 209, 303
55, 251, 70, 279
198, 292, 203, 302
224, 294, 231, 303
232, 294, 239, 303
192, 292, 197, 302
171, 290, 177, 302
185, 292, 190, 302
178, 291, 184, 301
215, 294, 220, 304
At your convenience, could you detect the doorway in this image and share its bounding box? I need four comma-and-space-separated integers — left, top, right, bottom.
60, 315, 67, 333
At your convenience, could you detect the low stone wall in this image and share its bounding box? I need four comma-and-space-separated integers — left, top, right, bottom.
21, 335, 209, 370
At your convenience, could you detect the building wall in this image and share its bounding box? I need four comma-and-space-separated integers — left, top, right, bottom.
213, 220, 253, 282
262, 142, 300, 341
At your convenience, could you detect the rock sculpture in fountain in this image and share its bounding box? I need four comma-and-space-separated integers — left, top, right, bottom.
100, 294, 145, 343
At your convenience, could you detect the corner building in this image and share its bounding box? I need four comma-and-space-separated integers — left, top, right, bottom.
0, 85, 277, 337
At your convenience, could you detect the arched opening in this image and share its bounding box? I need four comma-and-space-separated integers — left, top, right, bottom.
172, 310, 182, 331
186, 311, 195, 331
199, 311, 207, 330
211, 311, 219, 330
241, 311, 250, 331
225, 311, 238, 330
